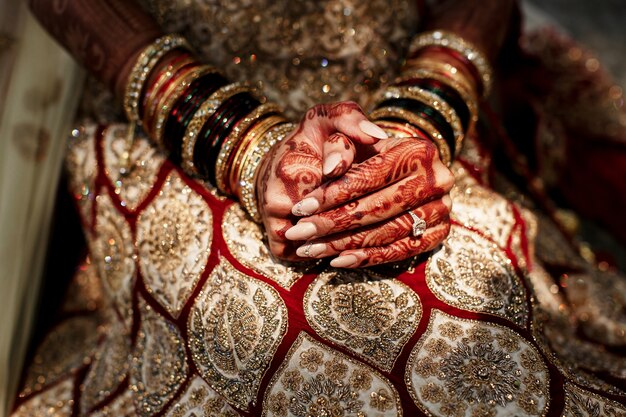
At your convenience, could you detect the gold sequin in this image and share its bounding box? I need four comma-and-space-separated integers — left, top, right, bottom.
13, 377, 74, 417
427, 226, 529, 327
304, 269, 421, 372
90, 389, 136, 417
131, 298, 189, 417
165, 375, 239, 417
262, 332, 402, 416
187, 258, 287, 410
136, 172, 213, 318
406, 310, 549, 417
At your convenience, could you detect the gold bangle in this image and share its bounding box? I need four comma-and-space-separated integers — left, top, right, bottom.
180, 82, 252, 177
237, 120, 293, 222
152, 65, 217, 147
370, 106, 452, 166
403, 58, 476, 96
374, 120, 425, 139
374, 85, 464, 156
215, 103, 282, 194
408, 30, 493, 97
395, 67, 479, 126
123, 34, 190, 123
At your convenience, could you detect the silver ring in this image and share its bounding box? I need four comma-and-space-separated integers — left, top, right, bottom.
408, 211, 427, 237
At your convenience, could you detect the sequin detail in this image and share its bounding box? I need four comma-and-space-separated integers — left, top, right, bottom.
13, 377, 74, 417
188, 258, 287, 410
263, 332, 402, 416
165, 375, 239, 417
90, 389, 136, 417
136, 172, 213, 318
304, 269, 420, 371
562, 383, 626, 417
406, 310, 549, 416
427, 226, 529, 327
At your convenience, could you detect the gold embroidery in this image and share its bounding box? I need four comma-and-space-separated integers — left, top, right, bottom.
304, 269, 421, 372
136, 172, 213, 318
450, 167, 515, 248
406, 310, 549, 417
262, 332, 402, 417
165, 375, 239, 417
222, 204, 307, 289
12, 377, 74, 417
90, 389, 136, 417
562, 383, 626, 417
19, 316, 101, 398
187, 258, 287, 410
65, 125, 98, 225
131, 298, 189, 417
426, 226, 529, 327
81, 319, 131, 413
102, 124, 165, 211
91, 193, 136, 327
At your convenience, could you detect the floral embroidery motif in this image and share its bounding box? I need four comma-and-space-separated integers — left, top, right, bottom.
65, 125, 98, 224
450, 171, 515, 248
222, 204, 306, 289
263, 332, 402, 417
136, 172, 213, 318
13, 377, 74, 417
19, 316, 101, 398
426, 226, 529, 327
188, 258, 287, 410
131, 298, 189, 417
406, 310, 549, 417
91, 193, 136, 326
304, 269, 421, 371
81, 319, 131, 413
562, 383, 626, 417
102, 125, 165, 211
165, 375, 239, 417
90, 389, 136, 417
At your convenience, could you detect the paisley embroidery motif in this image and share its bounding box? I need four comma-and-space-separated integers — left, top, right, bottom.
263, 332, 402, 417
13, 377, 74, 417
187, 257, 287, 410
426, 226, 529, 327
91, 193, 136, 326
562, 383, 626, 417
450, 169, 515, 248
102, 124, 165, 211
81, 319, 131, 413
136, 172, 213, 318
131, 298, 189, 417
165, 375, 239, 417
406, 310, 549, 417
65, 125, 98, 225
222, 204, 305, 289
19, 316, 101, 398
304, 269, 421, 371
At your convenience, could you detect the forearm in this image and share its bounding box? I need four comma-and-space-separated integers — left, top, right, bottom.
28, 0, 162, 96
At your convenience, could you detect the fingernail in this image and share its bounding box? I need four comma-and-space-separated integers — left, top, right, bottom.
358, 120, 388, 139
442, 195, 453, 211
296, 242, 326, 257
330, 254, 359, 268
323, 152, 343, 176
292, 197, 320, 216
285, 222, 317, 240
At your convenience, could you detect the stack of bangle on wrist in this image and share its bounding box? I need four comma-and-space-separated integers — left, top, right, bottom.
123, 34, 291, 222
371, 29, 488, 165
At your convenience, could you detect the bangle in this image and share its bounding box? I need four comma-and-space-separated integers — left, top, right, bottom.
370, 106, 452, 166
375, 85, 463, 156
141, 53, 194, 119
237, 120, 294, 222
374, 120, 429, 139
215, 103, 282, 194
123, 34, 191, 124
403, 58, 476, 97
180, 83, 253, 177
407, 30, 493, 97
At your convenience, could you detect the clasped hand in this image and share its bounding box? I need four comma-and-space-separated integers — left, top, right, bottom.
256, 102, 454, 268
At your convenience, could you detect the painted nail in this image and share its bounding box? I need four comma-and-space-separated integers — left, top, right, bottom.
330, 254, 359, 268
285, 222, 317, 240
358, 120, 388, 139
323, 152, 343, 176
296, 242, 326, 258
292, 197, 320, 216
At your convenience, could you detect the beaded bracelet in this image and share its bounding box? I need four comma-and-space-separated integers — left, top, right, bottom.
407, 30, 493, 98
123, 34, 191, 124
